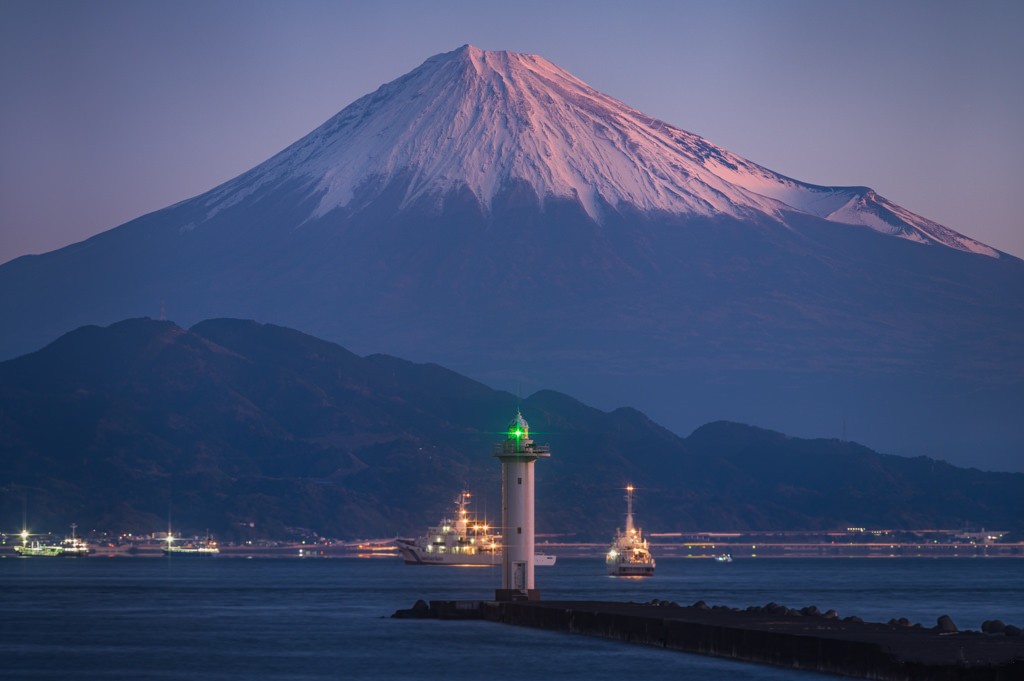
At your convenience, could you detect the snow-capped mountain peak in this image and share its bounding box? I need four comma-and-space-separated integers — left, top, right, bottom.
205, 45, 997, 257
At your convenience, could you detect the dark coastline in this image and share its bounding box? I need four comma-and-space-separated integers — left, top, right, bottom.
3, 541, 1022, 559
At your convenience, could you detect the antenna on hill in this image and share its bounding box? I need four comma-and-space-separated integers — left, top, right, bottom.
159, 299, 166, 321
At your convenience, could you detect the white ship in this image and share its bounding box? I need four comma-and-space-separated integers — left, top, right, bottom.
606, 485, 655, 577
397, 491, 555, 567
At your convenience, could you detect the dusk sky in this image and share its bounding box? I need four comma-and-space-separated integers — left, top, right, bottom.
1, 0, 1021, 264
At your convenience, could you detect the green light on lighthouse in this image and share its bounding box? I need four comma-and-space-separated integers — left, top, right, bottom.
507, 410, 528, 441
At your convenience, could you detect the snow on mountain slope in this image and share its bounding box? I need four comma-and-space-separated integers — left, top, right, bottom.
824, 191, 998, 256
705, 156, 998, 256
203, 45, 997, 257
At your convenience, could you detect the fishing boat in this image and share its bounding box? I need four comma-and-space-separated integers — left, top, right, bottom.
714, 553, 733, 563
606, 485, 655, 576
397, 491, 556, 566
15, 540, 64, 557
163, 531, 220, 557
14, 524, 90, 557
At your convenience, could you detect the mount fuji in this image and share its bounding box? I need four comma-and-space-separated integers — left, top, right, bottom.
2, 45, 1022, 470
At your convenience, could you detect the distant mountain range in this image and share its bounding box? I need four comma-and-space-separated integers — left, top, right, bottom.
1, 318, 1020, 540
1, 45, 1021, 471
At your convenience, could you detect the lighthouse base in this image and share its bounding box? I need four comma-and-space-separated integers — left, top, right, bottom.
495, 589, 541, 602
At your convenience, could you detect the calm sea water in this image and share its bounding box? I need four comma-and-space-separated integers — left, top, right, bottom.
1, 556, 1022, 680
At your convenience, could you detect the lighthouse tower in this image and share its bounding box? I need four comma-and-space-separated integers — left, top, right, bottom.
493, 411, 550, 601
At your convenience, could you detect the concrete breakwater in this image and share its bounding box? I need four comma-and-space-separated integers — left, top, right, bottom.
397, 599, 1024, 680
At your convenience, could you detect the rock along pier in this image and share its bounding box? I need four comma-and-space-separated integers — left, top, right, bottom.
395, 599, 1024, 681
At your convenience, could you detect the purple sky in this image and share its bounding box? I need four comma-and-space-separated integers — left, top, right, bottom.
1, 0, 1022, 264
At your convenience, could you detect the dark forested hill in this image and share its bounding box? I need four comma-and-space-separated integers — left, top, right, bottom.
1, 318, 1020, 540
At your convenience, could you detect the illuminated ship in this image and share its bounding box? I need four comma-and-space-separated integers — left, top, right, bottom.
14, 540, 64, 557
396, 491, 556, 567
14, 524, 90, 557
606, 485, 655, 576
163, 532, 220, 557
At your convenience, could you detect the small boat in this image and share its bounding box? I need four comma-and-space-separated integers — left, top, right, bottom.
606, 485, 655, 577
714, 553, 733, 563
534, 553, 557, 567
397, 491, 556, 567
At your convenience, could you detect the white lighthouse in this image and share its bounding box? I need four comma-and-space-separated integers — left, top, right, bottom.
493, 411, 550, 601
